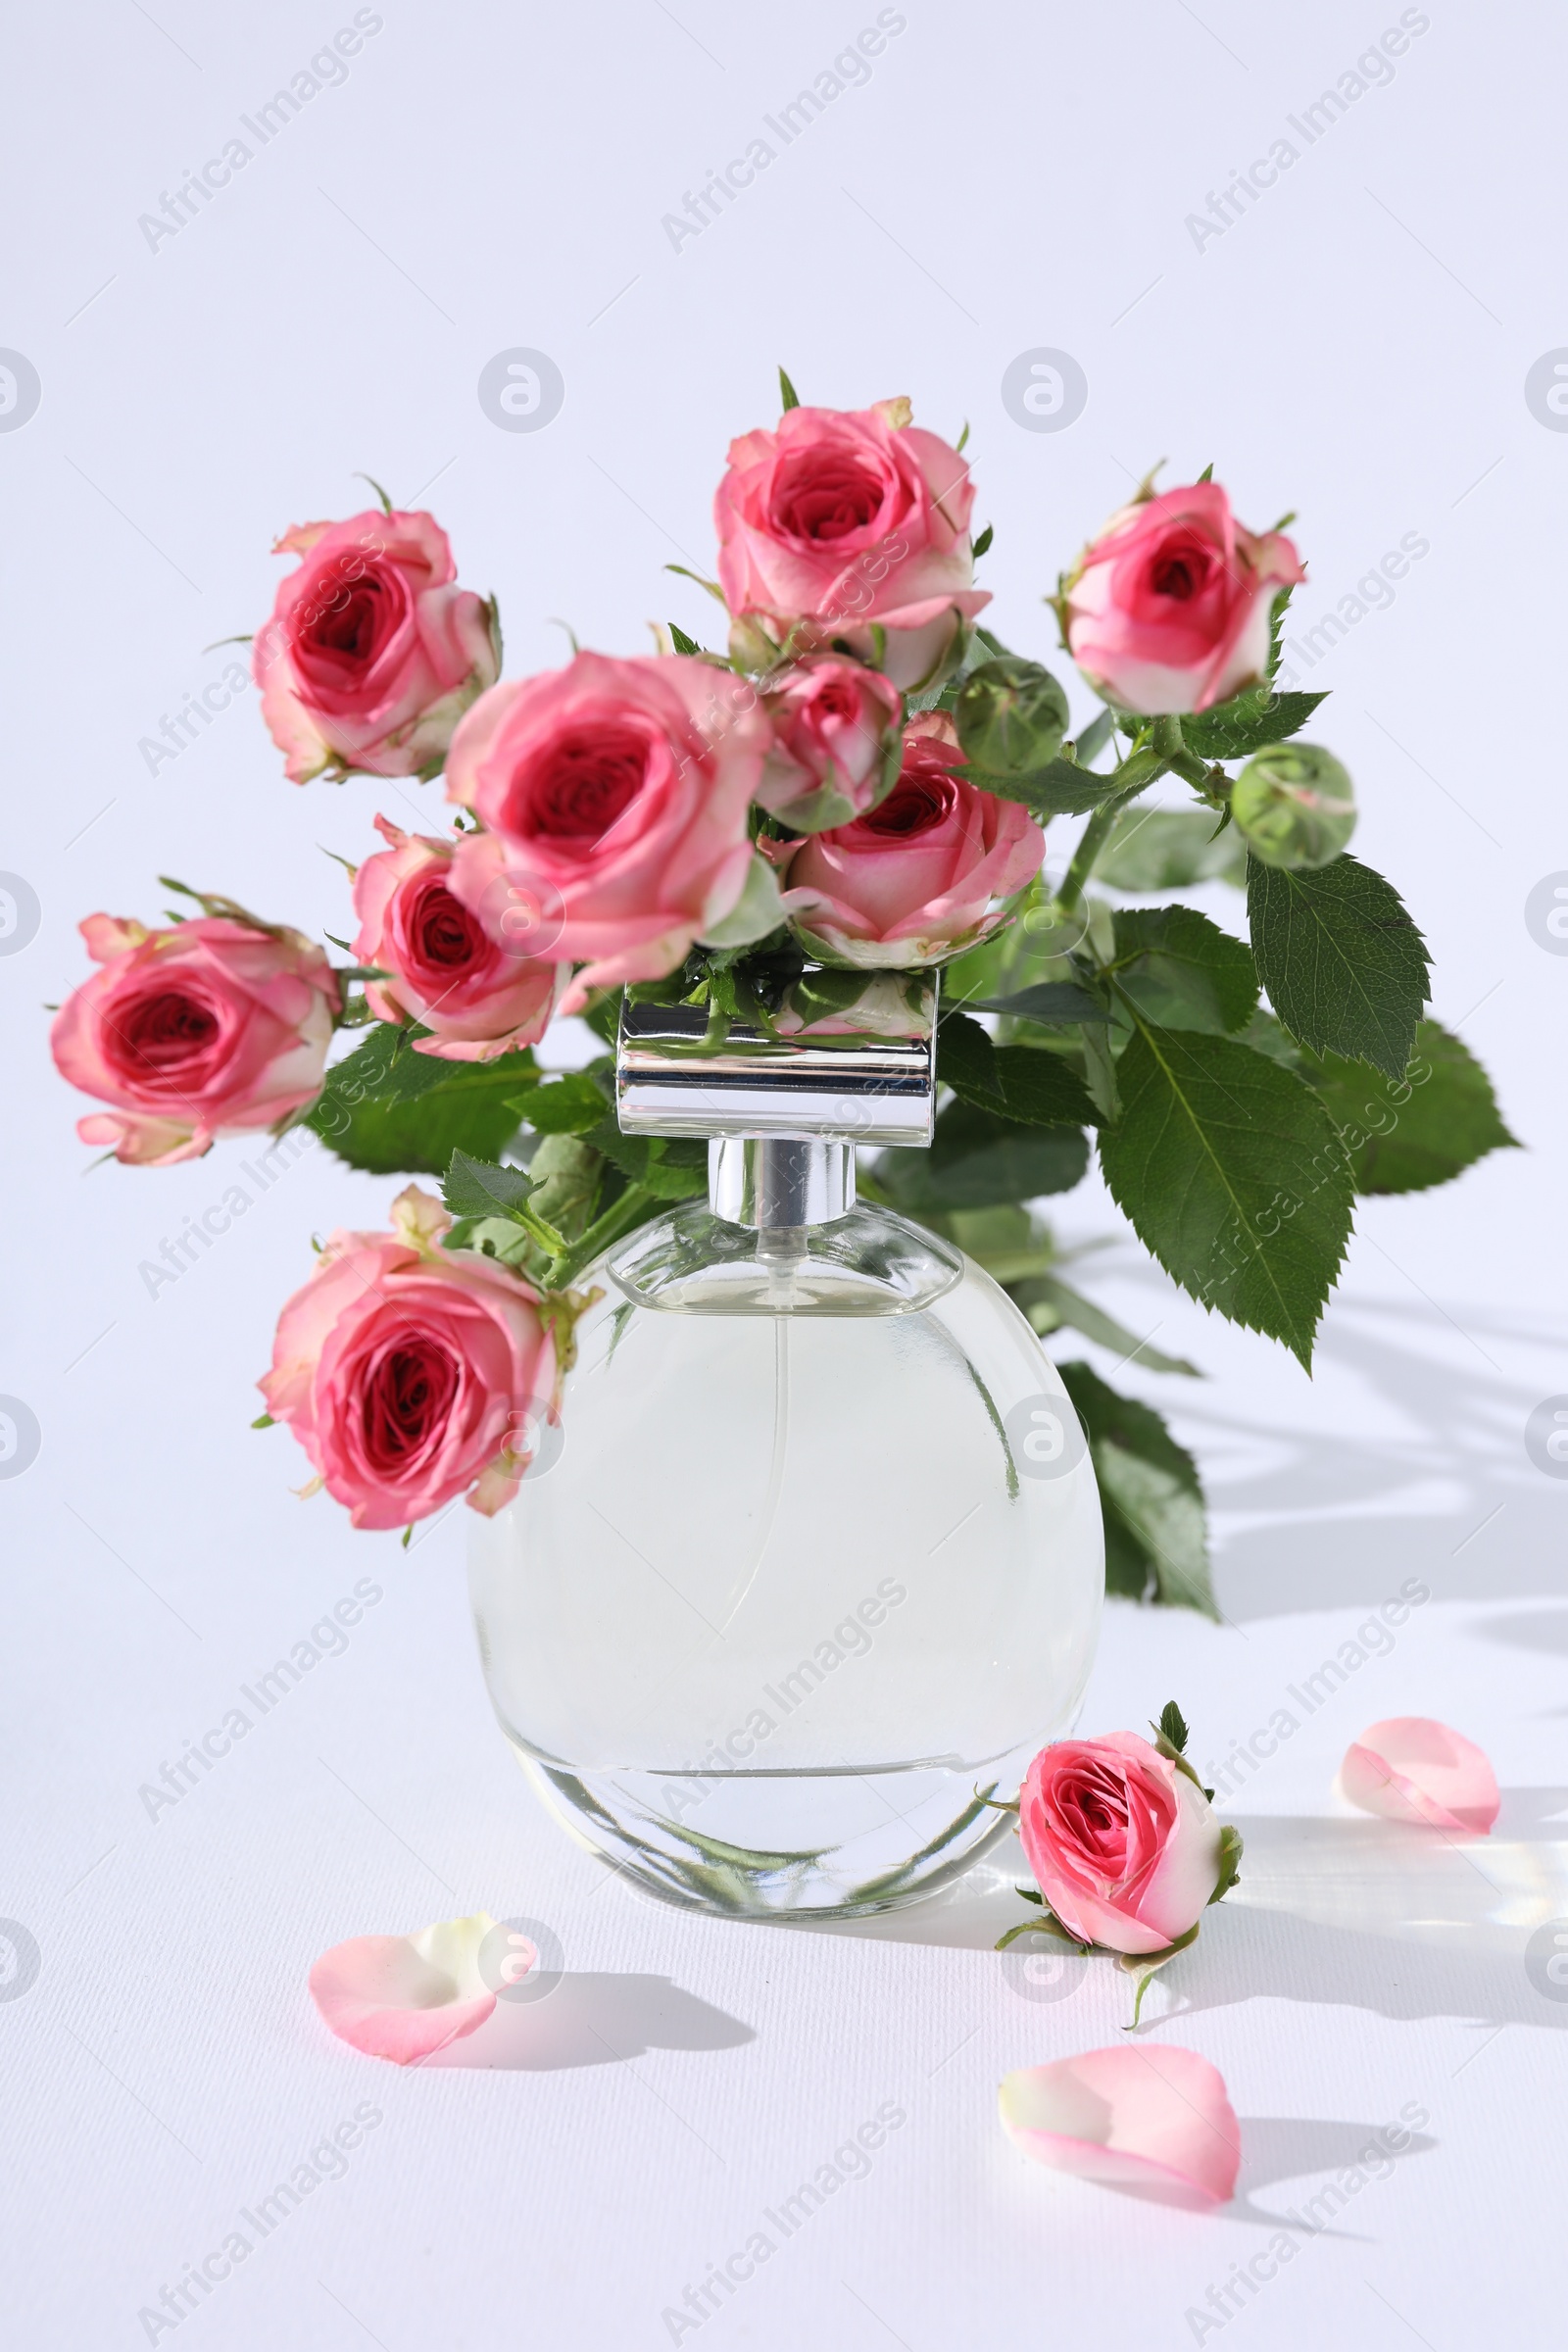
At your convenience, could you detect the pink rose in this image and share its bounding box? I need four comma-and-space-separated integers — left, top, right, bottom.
714, 399, 990, 690
777, 714, 1044, 968
254, 508, 500, 783
260, 1186, 555, 1531
445, 651, 768, 1008
51, 911, 339, 1166
1064, 481, 1304, 716
1019, 1729, 1226, 1957
352, 815, 564, 1061
755, 655, 904, 833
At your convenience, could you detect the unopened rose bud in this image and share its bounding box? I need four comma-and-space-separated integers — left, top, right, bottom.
1232, 742, 1356, 868
954, 657, 1069, 778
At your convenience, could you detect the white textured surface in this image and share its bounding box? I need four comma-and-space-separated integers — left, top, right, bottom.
2, 3, 1564, 2345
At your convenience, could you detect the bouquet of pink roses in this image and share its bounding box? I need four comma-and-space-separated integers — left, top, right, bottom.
52, 374, 1514, 1596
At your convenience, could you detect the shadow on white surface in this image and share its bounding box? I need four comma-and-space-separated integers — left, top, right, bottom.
1475, 1604, 1568, 1658
1225, 2116, 1438, 2234
1206, 1313, 1567, 1617
1167, 1806, 1568, 2034
1072, 2115, 1438, 2227
1074, 1275, 1568, 1619
817, 1809, 1568, 2035
420, 1972, 755, 2072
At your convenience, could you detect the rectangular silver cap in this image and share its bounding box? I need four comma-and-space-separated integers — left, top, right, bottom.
616, 975, 937, 1148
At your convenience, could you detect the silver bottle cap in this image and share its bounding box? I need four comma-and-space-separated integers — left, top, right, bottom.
615, 976, 937, 1151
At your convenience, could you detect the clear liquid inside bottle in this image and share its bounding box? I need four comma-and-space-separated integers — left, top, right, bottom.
469, 1176, 1103, 1918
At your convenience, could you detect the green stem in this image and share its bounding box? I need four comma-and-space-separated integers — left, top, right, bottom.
1055, 801, 1123, 914
1054, 717, 1188, 915
702, 998, 731, 1051
550, 1184, 659, 1287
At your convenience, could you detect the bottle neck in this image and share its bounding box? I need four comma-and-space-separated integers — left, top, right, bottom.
709, 1138, 856, 1229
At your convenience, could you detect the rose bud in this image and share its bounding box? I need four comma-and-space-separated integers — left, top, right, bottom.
777, 714, 1045, 969
254, 508, 500, 784
1231, 742, 1356, 869
1018, 1729, 1227, 1958
714, 397, 989, 692
351, 816, 564, 1060
260, 1185, 556, 1530
1063, 480, 1304, 716
444, 651, 769, 1009
51, 910, 338, 1166
954, 655, 1070, 778
755, 656, 904, 833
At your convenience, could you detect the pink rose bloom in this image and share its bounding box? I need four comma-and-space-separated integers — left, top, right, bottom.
352, 815, 564, 1061
778, 714, 1044, 968
260, 1186, 555, 1531
714, 399, 990, 691
1064, 481, 1304, 716
1019, 1729, 1226, 1957
51, 912, 339, 1166
755, 655, 904, 833
445, 651, 768, 1008
254, 508, 500, 783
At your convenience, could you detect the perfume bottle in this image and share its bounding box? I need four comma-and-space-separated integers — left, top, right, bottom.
469, 981, 1103, 1918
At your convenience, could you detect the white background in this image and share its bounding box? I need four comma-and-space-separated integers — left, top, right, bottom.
3, 2, 1565, 2345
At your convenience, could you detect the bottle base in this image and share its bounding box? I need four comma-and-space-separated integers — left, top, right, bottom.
509, 1740, 1032, 1919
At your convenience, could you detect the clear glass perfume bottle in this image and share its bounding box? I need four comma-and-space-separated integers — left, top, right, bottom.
469, 984, 1103, 1918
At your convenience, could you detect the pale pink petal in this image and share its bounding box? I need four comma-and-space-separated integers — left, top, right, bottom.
309, 1910, 529, 2064
999, 2046, 1241, 2202
1340, 1718, 1499, 1835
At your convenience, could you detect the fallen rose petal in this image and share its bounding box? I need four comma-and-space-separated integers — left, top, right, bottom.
309, 1911, 529, 2063
1340, 1718, 1499, 1836
999, 2045, 1241, 2202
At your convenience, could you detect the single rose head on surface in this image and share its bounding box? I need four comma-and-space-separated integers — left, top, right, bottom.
310, 1910, 526, 2063
777, 713, 1044, 969
259, 1184, 557, 1530
714, 395, 988, 691
254, 506, 500, 784
445, 650, 770, 1008
1063, 479, 1304, 716
50, 906, 339, 1165
351, 816, 564, 1060
1000, 2045, 1241, 2203
755, 654, 904, 833
1340, 1718, 1499, 1835
1002, 1704, 1242, 2020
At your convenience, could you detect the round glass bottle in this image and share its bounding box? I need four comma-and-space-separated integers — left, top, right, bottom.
469, 1132, 1103, 1918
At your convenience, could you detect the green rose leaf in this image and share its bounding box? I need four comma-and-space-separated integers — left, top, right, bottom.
1181, 685, 1327, 762
1009, 1272, 1200, 1374
306, 1026, 539, 1175
1111, 906, 1259, 1036
527, 1134, 611, 1240
1155, 1699, 1191, 1753
875, 1101, 1089, 1212
969, 981, 1111, 1025
1248, 852, 1431, 1080
1305, 1017, 1518, 1195
509, 1071, 612, 1136
585, 1115, 708, 1201
442, 1150, 539, 1224
1056, 1360, 1217, 1616
939, 1010, 1101, 1127
1095, 808, 1247, 892
786, 966, 871, 1025
977, 756, 1128, 820
1097, 1018, 1354, 1368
